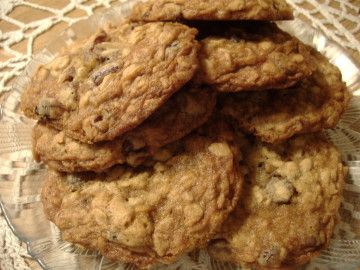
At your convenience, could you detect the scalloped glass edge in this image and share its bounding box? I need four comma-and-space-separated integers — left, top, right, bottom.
0, 0, 360, 269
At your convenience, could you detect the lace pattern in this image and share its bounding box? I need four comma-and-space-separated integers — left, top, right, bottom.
0, 0, 359, 93
0, 208, 31, 270
0, 1, 360, 269
288, 0, 360, 54
0, 0, 119, 93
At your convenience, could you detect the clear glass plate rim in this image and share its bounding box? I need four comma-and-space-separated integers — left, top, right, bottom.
0, 1, 359, 269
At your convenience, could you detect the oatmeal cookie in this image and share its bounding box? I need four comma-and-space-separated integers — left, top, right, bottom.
21, 22, 199, 143
221, 47, 350, 143
130, 0, 293, 21
41, 134, 243, 268
197, 22, 314, 92
33, 86, 216, 172
208, 133, 345, 269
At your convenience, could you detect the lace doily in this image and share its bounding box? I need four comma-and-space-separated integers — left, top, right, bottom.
288, 0, 360, 52
0, 208, 31, 270
0, 0, 360, 93
0, 0, 360, 269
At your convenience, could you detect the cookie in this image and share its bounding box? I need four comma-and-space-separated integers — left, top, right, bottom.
41, 133, 243, 268
197, 22, 314, 92
21, 22, 199, 143
208, 133, 345, 269
130, 0, 293, 21
221, 47, 350, 143
33, 86, 216, 172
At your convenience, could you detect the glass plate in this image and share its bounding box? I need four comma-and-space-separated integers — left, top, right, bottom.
1, 1, 360, 269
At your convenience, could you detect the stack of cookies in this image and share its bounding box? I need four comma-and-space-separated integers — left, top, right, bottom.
20, 0, 351, 269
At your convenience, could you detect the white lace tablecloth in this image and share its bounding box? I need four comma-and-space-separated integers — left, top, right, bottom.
0, 0, 359, 269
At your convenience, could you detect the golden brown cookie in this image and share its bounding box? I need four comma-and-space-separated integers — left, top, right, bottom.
221, 47, 350, 143
21, 22, 199, 143
41, 133, 243, 268
33, 86, 216, 172
208, 133, 345, 269
130, 0, 293, 21
197, 22, 314, 92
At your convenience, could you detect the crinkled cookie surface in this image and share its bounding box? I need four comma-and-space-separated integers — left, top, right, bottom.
221, 47, 350, 143
41, 134, 243, 268
130, 0, 293, 21
197, 22, 314, 92
21, 22, 199, 143
208, 133, 345, 269
32, 86, 216, 172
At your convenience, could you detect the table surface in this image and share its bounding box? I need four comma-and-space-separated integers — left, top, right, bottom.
0, 0, 359, 269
